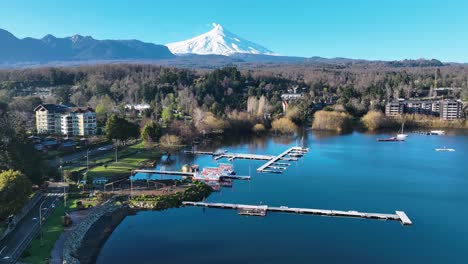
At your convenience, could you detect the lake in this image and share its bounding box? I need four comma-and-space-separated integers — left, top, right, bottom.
97, 130, 468, 264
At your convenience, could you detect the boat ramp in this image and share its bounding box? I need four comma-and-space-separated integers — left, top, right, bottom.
182, 201, 412, 226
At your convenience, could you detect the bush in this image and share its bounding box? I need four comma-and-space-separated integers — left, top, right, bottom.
252, 123, 266, 134
312, 110, 352, 132
271, 117, 298, 134
361, 111, 388, 130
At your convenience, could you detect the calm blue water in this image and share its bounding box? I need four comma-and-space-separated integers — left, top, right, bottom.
97, 130, 468, 264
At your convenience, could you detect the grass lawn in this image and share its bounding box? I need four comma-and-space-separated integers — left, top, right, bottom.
86, 143, 160, 181
20, 199, 76, 264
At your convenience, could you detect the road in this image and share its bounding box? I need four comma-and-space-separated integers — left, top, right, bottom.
0, 194, 60, 264
56, 144, 114, 164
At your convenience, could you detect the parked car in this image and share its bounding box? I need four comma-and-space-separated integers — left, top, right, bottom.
92, 177, 108, 185
98, 145, 112, 151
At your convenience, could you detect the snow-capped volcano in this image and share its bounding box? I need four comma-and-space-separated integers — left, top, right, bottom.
166, 23, 275, 56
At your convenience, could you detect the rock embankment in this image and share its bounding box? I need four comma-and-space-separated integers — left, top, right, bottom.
63, 201, 128, 264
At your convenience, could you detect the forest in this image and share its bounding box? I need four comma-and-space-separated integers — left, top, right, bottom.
0, 63, 467, 137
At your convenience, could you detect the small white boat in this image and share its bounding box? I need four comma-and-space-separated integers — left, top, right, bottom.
430, 130, 446, 135
396, 122, 408, 140
435, 147, 455, 152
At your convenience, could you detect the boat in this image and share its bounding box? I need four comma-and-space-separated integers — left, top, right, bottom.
430, 130, 446, 135
377, 137, 403, 142
218, 163, 235, 175
435, 147, 455, 152
396, 122, 408, 140
289, 152, 303, 158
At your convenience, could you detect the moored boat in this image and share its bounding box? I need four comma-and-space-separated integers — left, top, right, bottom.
430, 130, 446, 135
377, 137, 403, 142
435, 147, 455, 152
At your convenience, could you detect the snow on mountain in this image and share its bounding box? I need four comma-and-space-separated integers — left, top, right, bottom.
166, 23, 276, 56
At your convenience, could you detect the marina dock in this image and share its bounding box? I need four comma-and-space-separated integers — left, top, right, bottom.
256, 147, 307, 173
133, 170, 251, 180
133, 169, 196, 177
182, 201, 412, 226
185, 146, 308, 174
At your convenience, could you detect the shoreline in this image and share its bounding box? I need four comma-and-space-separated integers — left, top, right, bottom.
64, 182, 212, 263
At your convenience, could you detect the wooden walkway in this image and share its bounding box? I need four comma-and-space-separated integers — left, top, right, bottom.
182, 201, 412, 226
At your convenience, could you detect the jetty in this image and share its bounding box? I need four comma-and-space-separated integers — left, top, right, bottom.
185, 146, 308, 174
133, 170, 251, 181
182, 201, 412, 226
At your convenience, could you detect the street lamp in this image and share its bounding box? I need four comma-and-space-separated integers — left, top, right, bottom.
39, 200, 46, 246
130, 172, 133, 198
60, 165, 66, 207
86, 148, 90, 172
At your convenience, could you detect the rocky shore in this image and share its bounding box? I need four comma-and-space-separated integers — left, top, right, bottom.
63, 200, 129, 264
62, 182, 212, 263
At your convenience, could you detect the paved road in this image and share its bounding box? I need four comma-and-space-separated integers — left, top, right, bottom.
53, 144, 115, 164
0, 195, 60, 264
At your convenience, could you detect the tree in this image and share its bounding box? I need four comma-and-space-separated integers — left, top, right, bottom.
159, 134, 182, 153
0, 170, 32, 220
161, 107, 174, 123
0, 109, 44, 184
105, 115, 139, 145
141, 121, 162, 143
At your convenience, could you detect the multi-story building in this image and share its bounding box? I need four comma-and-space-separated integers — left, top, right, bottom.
439, 100, 463, 120
34, 104, 68, 134
405, 100, 439, 115
385, 101, 405, 116
60, 108, 97, 136
385, 99, 463, 120
34, 104, 96, 136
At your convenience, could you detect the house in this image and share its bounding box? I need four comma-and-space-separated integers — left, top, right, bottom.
125, 104, 150, 115
34, 104, 97, 136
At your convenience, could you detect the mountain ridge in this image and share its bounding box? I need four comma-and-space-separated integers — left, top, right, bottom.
0, 29, 174, 63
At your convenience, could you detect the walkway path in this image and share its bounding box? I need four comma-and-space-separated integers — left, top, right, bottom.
49, 209, 94, 264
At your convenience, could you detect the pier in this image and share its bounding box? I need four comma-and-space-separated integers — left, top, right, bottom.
133, 170, 250, 180
185, 146, 308, 174
133, 169, 195, 177
256, 147, 307, 173
182, 202, 412, 226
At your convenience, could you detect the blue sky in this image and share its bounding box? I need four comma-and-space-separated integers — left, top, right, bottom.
1, 0, 467, 62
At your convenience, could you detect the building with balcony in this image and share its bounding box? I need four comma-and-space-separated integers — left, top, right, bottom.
384, 101, 405, 116
34, 104, 96, 136
384, 99, 463, 120
439, 100, 463, 120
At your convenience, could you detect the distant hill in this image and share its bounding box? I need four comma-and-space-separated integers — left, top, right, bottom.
0, 28, 174, 64
0, 27, 446, 68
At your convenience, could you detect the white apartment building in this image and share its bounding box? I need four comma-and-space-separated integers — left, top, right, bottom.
34, 104, 97, 136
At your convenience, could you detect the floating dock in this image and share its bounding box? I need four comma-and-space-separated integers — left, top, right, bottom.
182, 201, 412, 226
133, 170, 250, 181
133, 169, 195, 177
185, 146, 308, 174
